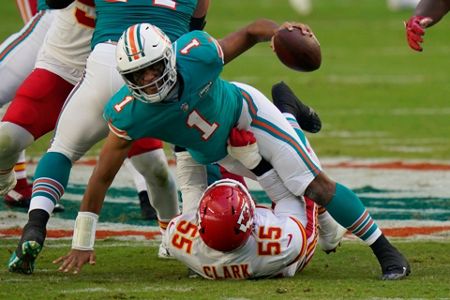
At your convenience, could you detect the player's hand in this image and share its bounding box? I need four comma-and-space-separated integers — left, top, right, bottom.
278, 22, 313, 36
404, 16, 433, 52
53, 249, 96, 274
227, 128, 262, 170
271, 22, 318, 51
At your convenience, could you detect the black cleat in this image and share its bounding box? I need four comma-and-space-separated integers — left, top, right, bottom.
8, 223, 46, 274
138, 191, 157, 220
271, 81, 322, 133
378, 247, 411, 280
372, 236, 411, 280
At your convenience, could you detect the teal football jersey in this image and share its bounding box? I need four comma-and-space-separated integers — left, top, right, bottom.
92, 0, 197, 48
104, 31, 243, 164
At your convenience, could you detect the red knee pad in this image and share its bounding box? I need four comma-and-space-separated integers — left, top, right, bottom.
2, 68, 73, 139
128, 137, 164, 157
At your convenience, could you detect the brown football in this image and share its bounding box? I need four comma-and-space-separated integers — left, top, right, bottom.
273, 28, 321, 72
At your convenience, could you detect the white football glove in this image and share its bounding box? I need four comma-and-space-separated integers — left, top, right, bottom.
227, 128, 262, 170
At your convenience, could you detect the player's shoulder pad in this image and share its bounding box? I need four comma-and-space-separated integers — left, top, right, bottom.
174, 30, 224, 64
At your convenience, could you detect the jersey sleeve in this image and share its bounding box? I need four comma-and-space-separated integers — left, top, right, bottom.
174, 31, 224, 91
103, 86, 134, 140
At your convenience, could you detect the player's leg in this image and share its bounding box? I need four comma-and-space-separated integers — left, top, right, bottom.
271, 81, 321, 133
128, 139, 179, 259
232, 82, 410, 280
0, 10, 53, 106
0, 10, 53, 201
123, 158, 157, 220
30, 43, 121, 213
0, 68, 73, 198
128, 138, 178, 222
272, 83, 410, 277
316, 207, 348, 253
4, 150, 32, 207
8, 44, 120, 274
271, 88, 348, 253
175, 149, 208, 215
5, 70, 75, 274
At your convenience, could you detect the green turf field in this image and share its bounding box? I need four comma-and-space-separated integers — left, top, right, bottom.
0, 239, 449, 299
1, 1, 450, 299
1, 239, 449, 299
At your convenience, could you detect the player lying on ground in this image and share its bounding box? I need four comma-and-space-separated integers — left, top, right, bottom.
166, 177, 320, 280
405, 0, 450, 51
164, 127, 346, 279
52, 21, 409, 280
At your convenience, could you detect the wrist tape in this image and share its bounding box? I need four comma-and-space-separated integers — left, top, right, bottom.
72, 211, 99, 250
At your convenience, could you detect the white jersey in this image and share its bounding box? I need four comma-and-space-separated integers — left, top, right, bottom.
165, 207, 310, 279
35, 1, 95, 84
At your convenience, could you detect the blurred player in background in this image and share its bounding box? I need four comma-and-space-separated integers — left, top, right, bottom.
53, 21, 409, 280
0, 0, 52, 207
289, 0, 420, 15
16, 0, 38, 24
16, 0, 38, 23
404, 0, 450, 51
7, 0, 216, 275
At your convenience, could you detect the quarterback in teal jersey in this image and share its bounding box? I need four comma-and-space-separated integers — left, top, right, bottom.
55, 22, 410, 280
9, 0, 210, 275
105, 29, 242, 165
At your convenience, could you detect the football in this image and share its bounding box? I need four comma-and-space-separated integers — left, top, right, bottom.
273, 27, 321, 72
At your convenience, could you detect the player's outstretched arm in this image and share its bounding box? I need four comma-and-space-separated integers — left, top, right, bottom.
53, 132, 132, 274
80, 132, 132, 213
218, 19, 314, 64
405, 0, 450, 51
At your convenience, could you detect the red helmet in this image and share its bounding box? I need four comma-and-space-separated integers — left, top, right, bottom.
198, 179, 255, 252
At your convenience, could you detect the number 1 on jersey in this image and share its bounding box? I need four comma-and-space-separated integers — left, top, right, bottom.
153, 0, 177, 9
187, 110, 219, 140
